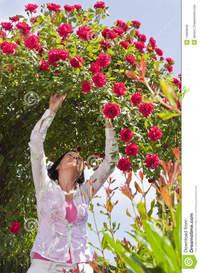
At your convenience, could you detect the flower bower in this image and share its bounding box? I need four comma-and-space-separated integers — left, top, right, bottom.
0, 2, 181, 273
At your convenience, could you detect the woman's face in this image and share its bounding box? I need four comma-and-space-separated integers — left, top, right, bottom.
56, 151, 84, 176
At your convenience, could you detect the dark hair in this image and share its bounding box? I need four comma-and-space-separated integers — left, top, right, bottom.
47, 151, 85, 186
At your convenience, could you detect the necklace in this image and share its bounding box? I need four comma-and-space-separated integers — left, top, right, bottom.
62, 183, 78, 196
63, 189, 76, 195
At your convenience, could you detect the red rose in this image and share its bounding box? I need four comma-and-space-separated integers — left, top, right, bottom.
145, 154, 160, 169
90, 62, 100, 74
74, 5, 82, 10
92, 72, 107, 87
135, 30, 140, 38
113, 82, 126, 96
25, 4, 38, 13
4, 64, 14, 71
9, 222, 20, 234
0, 31, 5, 39
1, 41, 16, 55
120, 128, 134, 142
96, 52, 111, 67
59, 49, 69, 60
125, 143, 139, 156
10, 16, 20, 22
94, 1, 105, 9
155, 47, 163, 56
131, 20, 141, 29
82, 81, 92, 93
16, 22, 31, 35
113, 26, 125, 36
173, 78, 181, 88
77, 26, 93, 41
148, 178, 155, 183
47, 3, 61, 12
131, 92, 142, 106
70, 56, 84, 68
48, 49, 69, 66
58, 23, 73, 38
150, 37, 156, 45
139, 102, 154, 117
160, 57, 164, 61
120, 41, 129, 49
64, 5, 75, 12
127, 38, 133, 44
118, 158, 132, 171
102, 28, 117, 40
149, 37, 156, 49
166, 57, 174, 65
48, 49, 60, 66
1, 22, 13, 31
126, 55, 136, 65
31, 17, 38, 24
116, 20, 129, 32
100, 39, 111, 51
40, 59, 49, 71
134, 41, 145, 52
167, 65, 173, 72
103, 102, 120, 119
24, 34, 40, 49
77, 146, 81, 152
138, 34, 146, 42
148, 126, 162, 142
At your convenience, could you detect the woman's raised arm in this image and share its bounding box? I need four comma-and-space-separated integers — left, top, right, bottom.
81, 106, 119, 199
28, 93, 66, 199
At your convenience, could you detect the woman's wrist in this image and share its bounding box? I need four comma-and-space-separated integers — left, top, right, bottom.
105, 118, 113, 128
49, 107, 56, 115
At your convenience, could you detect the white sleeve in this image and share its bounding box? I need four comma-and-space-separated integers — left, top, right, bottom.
28, 108, 56, 199
81, 127, 119, 198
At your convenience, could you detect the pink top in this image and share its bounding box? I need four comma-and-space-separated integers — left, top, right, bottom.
32, 199, 89, 264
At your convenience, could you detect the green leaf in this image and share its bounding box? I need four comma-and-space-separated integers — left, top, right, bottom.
89, 202, 94, 212
87, 222, 93, 231
102, 232, 147, 273
142, 219, 180, 273
36, 15, 43, 23
101, 233, 113, 251
126, 208, 132, 217
137, 201, 147, 219
147, 199, 155, 217
157, 112, 180, 120
160, 80, 177, 107
144, 119, 148, 129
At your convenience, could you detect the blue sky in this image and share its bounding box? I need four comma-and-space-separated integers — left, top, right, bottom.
0, 0, 181, 265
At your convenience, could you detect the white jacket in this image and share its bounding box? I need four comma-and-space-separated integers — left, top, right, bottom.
28, 108, 119, 264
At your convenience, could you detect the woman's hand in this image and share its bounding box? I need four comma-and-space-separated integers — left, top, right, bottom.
49, 92, 67, 114
99, 105, 113, 128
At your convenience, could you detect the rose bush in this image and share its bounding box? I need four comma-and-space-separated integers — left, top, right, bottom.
0, 1, 181, 272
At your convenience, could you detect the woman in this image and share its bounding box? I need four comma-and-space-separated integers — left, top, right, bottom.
26, 93, 119, 273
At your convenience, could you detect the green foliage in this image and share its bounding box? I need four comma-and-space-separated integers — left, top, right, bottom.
0, 2, 181, 272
